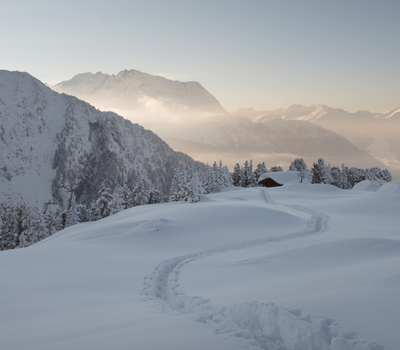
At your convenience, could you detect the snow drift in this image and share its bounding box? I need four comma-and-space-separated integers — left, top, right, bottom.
1, 183, 399, 349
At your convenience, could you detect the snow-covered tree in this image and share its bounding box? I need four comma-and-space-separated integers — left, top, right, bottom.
133, 178, 150, 206
311, 158, 326, 184
241, 160, 257, 187
232, 163, 243, 187
221, 165, 233, 188
169, 167, 188, 202
27, 206, 49, 244
148, 189, 164, 204
211, 161, 222, 193
321, 163, 333, 184
65, 193, 80, 227
348, 167, 365, 187
187, 172, 204, 203
254, 162, 268, 182
202, 165, 213, 194
270, 166, 283, 172
365, 167, 392, 184
249, 160, 258, 187
330, 166, 341, 188
289, 158, 308, 183
338, 164, 350, 189
0, 204, 30, 250
94, 183, 113, 219
43, 209, 58, 237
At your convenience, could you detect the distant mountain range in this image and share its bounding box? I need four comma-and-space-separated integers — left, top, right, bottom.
233, 104, 400, 175
52, 70, 391, 174
1, 69, 396, 208
233, 104, 400, 122
0, 70, 198, 208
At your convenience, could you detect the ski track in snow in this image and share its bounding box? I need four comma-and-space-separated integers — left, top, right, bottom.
142, 188, 384, 350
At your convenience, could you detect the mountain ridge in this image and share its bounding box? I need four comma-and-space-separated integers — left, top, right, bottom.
52, 69, 229, 116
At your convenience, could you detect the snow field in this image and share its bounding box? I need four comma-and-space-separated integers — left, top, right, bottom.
1, 184, 399, 349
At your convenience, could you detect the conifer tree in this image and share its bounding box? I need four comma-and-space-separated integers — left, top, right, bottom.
187, 172, 204, 203
311, 158, 326, 184
44, 209, 57, 237
254, 162, 268, 182
148, 189, 164, 204
338, 164, 350, 189
133, 178, 150, 206
232, 163, 243, 187
221, 165, 233, 188
241, 160, 252, 188
321, 164, 333, 184
331, 166, 341, 188
212, 161, 222, 193
95, 183, 113, 219
169, 167, 188, 202
28, 206, 49, 244
270, 166, 283, 172
65, 193, 80, 227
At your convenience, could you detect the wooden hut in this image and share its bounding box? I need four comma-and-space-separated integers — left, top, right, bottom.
258, 171, 305, 187
258, 176, 283, 188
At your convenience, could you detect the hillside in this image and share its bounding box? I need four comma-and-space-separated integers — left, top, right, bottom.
1, 182, 399, 349
0, 70, 198, 208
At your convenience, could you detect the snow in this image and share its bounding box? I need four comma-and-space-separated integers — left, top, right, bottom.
1, 183, 399, 349
352, 180, 382, 192
258, 171, 306, 185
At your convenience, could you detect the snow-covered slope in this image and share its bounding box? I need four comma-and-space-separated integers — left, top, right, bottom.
52, 69, 228, 116
0, 70, 198, 207
241, 105, 400, 176
1, 183, 399, 349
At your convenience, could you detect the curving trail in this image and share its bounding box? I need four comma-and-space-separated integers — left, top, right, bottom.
142, 188, 384, 350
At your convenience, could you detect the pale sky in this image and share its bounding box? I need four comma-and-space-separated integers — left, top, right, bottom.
1, 0, 399, 113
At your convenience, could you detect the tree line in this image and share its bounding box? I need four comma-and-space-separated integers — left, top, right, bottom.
0, 158, 392, 251
0, 161, 231, 250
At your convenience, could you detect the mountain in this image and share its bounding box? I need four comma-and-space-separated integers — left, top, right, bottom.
51, 70, 387, 173
239, 104, 400, 176
0, 70, 199, 208
163, 114, 388, 171
52, 69, 228, 119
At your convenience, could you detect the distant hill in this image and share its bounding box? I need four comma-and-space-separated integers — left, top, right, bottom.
0, 70, 198, 208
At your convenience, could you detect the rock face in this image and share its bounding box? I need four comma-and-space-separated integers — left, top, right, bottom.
0, 70, 198, 208
52, 69, 228, 116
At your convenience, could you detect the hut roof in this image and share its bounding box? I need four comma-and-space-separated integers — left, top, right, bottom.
258, 171, 305, 187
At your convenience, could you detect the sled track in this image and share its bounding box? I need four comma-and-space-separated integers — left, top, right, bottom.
142, 188, 384, 350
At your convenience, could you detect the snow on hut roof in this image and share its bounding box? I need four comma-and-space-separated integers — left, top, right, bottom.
258, 171, 305, 185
